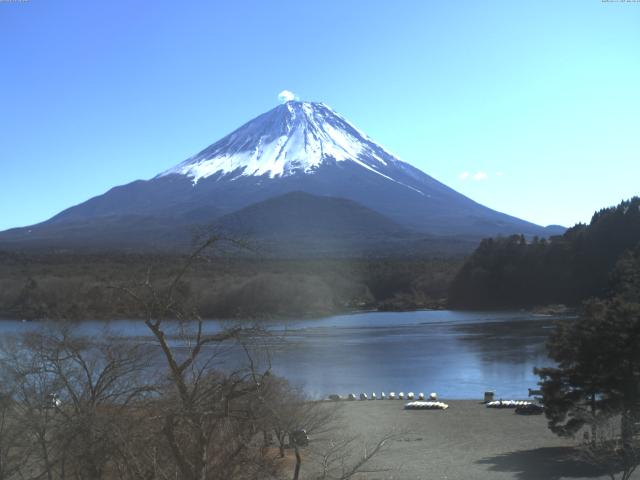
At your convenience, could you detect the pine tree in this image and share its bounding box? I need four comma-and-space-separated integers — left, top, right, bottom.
535, 246, 640, 478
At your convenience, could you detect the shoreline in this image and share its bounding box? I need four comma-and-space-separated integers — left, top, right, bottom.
0, 303, 577, 323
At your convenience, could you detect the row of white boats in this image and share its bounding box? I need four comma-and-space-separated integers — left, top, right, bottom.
329, 392, 438, 401
485, 400, 533, 408
327, 393, 537, 412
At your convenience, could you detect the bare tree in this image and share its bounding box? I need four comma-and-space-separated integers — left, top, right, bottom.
0, 386, 32, 480
256, 377, 326, 458
252, 374, 399, 480
1, 334, 67, 480
113, 234, 401, 480
308, 433, 397, 480
1, 326, 155, 480
115, 235, 281, 480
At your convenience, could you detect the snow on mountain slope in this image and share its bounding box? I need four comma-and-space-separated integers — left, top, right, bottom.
159, 101, 422, 193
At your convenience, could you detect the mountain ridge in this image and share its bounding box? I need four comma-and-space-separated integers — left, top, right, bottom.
0, 101, 565, 254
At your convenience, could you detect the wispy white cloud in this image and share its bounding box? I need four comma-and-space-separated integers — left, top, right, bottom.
460, 170, 490, 181
495, 171, 504, 177
278, 90, 298, 103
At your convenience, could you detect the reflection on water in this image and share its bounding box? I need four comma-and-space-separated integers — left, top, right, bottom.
263, 312, 568, 399
0, 310, 572, 400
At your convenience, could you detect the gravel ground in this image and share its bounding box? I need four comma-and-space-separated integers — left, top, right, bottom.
297, 400, 635, 480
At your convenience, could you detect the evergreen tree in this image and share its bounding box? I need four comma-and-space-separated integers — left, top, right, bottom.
535, 246, 640, 478
449, 197, 640, 308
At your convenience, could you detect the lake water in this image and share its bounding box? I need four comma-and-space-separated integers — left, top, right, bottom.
0, 310, 570, 400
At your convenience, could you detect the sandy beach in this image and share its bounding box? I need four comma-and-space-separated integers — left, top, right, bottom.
297, 400, 630, 480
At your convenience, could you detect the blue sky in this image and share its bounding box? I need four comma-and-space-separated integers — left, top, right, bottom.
1, 0, 638, 231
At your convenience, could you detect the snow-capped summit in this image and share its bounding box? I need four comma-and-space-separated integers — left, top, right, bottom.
160, 101, 414, 189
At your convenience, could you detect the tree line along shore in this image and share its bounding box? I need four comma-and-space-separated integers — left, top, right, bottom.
0, 197, 638, 321
0, 254, 461, 320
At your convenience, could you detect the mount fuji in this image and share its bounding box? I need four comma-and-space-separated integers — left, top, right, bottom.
0, 101, 563, 254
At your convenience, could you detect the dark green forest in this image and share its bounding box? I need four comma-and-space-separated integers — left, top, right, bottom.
448, 197, 640, 309
0, 252, 462, 320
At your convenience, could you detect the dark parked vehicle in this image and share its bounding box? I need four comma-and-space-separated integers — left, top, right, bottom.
515, 403, 544, 415
291, 429, 309, 446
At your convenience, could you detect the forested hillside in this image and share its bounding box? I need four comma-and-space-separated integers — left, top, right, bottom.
448, 197, 640, 309
0, 253, 461, 320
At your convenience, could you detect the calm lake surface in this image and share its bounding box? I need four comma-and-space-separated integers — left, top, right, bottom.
0, 310, 570, 400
